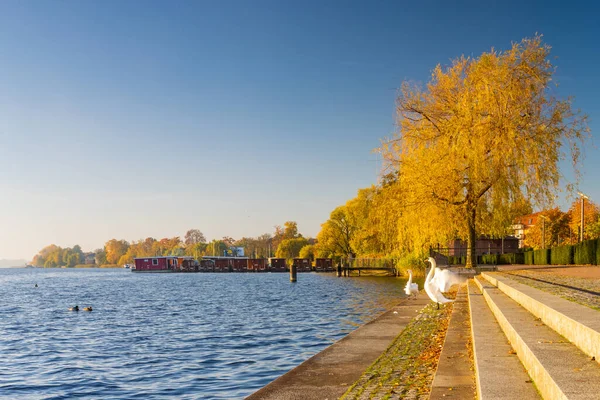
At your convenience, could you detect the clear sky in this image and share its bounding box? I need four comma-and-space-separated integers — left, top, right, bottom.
0, 0, 598, 260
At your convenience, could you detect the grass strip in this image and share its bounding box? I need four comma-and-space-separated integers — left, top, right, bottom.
341, 291, 455, 400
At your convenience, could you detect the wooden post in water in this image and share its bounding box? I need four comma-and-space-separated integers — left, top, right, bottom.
290, 264, 297, 282
336, 263, 342, 277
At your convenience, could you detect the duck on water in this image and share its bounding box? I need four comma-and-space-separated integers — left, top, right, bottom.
68, 306, 93, 311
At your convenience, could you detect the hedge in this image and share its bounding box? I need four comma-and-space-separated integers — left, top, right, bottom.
499, 252, 524, 265
550, 245, 574, 265
533, 249, 550, 265
449, 252, 526, 265
524, 251, 534, 265
480, 254, 497, 264
574, 239, 597, 265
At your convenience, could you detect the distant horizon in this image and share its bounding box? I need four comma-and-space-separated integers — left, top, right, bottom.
0, 259, 28, 268
1, 1, 598, 260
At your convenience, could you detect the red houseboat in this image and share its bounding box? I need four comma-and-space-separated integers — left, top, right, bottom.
247, 258, 267, 272
269, 258, 287, 272
315, 258, 334, 272
133, 256, 196, 272
293, 258, 312, 272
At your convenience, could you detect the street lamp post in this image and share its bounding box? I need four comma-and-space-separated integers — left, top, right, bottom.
543, 218, 546, 249
577, 191, 589, 242
540, 215, 549, 249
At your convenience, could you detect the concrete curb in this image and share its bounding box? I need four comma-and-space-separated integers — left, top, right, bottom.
481, 272, 600, 364
430, 285, 476, 399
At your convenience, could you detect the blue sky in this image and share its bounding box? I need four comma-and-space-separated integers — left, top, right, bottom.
0, 1, 598, 260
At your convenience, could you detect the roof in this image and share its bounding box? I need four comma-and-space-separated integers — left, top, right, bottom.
514, 210, 560, 226
134, 256, 195, 260
201, 256, 249, 259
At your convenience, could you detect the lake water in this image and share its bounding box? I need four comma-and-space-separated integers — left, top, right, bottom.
0, 268, 414, 399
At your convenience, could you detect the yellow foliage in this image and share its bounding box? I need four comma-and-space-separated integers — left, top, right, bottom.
523, 208, 571, 249
567, 199, 599, 241
380, 35, 588, 267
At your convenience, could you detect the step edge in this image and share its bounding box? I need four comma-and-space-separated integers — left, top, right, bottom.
467, 281, 485, 400
468, 280, 541, 400
479, 282, 567, 400
481, 272, 600, 363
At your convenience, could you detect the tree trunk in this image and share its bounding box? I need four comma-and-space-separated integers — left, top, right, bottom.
466, 203, 477, 268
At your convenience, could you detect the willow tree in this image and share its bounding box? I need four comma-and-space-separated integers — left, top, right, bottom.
382, 36, 588, 267
317, 205, 356, 258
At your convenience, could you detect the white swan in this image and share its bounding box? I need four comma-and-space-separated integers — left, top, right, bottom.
424, 257, 454, 308
404, 269, 419, 298
429, 257, 462, 293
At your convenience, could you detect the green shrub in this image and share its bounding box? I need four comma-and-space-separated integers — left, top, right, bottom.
448, 256, 462, 265
550, 245, 573, 265
574, 239, 597, 265
533, 249, 550, 265
396, 253, 427, 276
524, 251, 534, 265
497, 254, 510, 264
514, 253, 525, 264
481, 254, 498, 264
496, 253, 523, 265
74, 264, 97, 268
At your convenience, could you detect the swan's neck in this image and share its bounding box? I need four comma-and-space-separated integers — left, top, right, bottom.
425, 264, 436, 283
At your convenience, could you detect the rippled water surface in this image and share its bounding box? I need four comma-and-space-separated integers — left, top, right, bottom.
0, 268, 414, 399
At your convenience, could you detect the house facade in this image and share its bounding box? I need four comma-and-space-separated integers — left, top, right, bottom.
447, 236, 520, 256
512, 211, 544, 247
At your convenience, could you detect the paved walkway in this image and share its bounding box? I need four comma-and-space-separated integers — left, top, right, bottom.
497, 264, 600, 278
496, 265, 600, 311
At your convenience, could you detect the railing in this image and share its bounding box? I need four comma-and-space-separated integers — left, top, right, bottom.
339, 258, 398, 277
431, 246, 521, 258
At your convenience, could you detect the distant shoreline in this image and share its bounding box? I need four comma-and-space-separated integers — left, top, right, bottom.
6, 264, 123, 269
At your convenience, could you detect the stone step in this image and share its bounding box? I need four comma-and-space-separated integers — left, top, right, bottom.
474, 276, 600, 400
467, 280, 540, 400
481, 272, 600, 364
430, 285, 476, 399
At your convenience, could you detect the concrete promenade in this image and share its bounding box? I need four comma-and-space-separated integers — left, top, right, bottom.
497, 264, 600, 278
429, 286, 476, 399
246, 294, 430, 400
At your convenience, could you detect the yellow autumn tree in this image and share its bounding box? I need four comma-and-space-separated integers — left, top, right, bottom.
567, 198, 599, 242
359, 178, 405, 256
381, 35, 588, 267
316, 205, 356, 258
523, 208, 571, 249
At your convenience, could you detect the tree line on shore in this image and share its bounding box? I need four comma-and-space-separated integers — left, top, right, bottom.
31, 222, 323, 268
